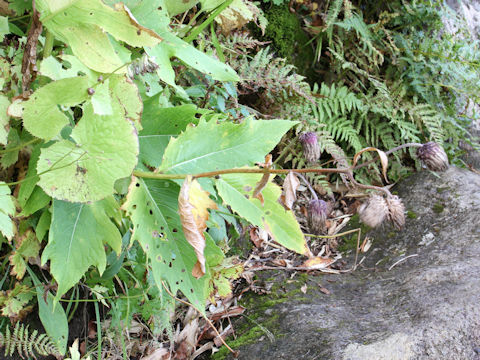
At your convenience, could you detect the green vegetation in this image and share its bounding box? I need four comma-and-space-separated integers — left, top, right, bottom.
0, 0, 478, 358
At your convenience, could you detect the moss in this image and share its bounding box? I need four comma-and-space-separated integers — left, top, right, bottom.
436, 186, 449, 193
260, 5, 314, 77
432, 202, 444, 213
407, 210, 417, 219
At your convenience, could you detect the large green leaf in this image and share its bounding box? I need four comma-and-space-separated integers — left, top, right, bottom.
160, 118, 296, 174
41, 199, 122, 300
139, 102, 200, 167
37, 99, 138, 202
216, 173, 309, 255
164, 0, 198, 16
36, 0, 162, 73
122, 177, 209, 311
22, 77, 90, 140
0, 182, 15, 240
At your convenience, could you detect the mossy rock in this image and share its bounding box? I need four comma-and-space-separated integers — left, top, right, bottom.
258, 5, 315, 78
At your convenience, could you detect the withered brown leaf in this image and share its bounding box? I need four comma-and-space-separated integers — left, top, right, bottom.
279, 171, 300, 210
178, 176, 217, 278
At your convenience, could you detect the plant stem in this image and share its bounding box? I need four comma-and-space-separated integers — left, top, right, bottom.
43, 30, 54, 59
0, 138, 41, 154
133, 166, 351, 181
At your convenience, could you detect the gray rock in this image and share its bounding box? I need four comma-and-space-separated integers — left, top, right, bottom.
220, 167, 480, 360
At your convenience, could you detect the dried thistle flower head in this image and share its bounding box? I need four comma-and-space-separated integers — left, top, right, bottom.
386, 195, 405, 230
299, 132, 320, 164
358, 195, 388, 228
416, 142, 449, 171
307, 199, 329, 234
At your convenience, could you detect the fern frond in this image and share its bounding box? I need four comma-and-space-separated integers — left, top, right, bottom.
0, 322, 60, 359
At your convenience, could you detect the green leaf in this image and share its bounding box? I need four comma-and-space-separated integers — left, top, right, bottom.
91, 79, 113, 115
22, 77, 90, 140
139, 102, 200, 167
39, 55, 98, 81
160, 118, 296, 174
9, 0, 32, 15
36, 208, 51, 242
147, 31, 239, 84
18, 144, 42, 209
164, 0, 198, 16
109, 75, 143, 127
36, 0, 162, 73
27, 267, 68, 355
0, 282, 34, 318
122, 177, 209, 312
37, 100, 138, 202
0, 16, 9, 41
41, 199, 122, 300
0, 94, 9, 145
0, 128, 20, 168
0, 182, 15, 240
18, 186, 51, 217
216, 173, 309, 255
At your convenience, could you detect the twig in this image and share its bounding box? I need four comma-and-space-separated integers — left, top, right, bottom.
388, 254, 418, 270
161, 281, 237, 356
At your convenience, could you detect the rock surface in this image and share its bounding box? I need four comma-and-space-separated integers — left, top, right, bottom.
220, 166, 480, 360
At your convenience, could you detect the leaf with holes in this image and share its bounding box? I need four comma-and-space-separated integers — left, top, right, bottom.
36, 0, 162, 73
216, 173, 309, 255
160, 118, 296, 174
36, 99, 138, 202
178, 176, 217, 278
41, 199, 122, 300
139, 101, 200, 167
122, 177, 210, 312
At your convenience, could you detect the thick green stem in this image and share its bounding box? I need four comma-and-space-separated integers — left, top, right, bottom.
133, 166, 350, 181
42, 30, 54, 59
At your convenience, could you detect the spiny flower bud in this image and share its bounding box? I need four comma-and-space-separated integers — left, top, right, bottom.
299, 132, 320, 164
385, 195, 405, 230
358, 195, 388, 228
416, 142, 449, 172
307, 199, 329, 234
127, 54, 159, 80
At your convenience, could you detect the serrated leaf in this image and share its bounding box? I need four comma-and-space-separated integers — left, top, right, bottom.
122, 177, 209, 312
17, 144, 42, 209
216, 173, 309, 255
9, 230, 40, 280
178, 176, 217, 278
41, 199, 122, 300
160, 118, 296, 174
37, 100, 138, 202
0, 94, 10, 145
139, 102, 200, 167
0, 182, 15, 240
22, 77, 90, 140
36, 0, 162, 73
0, 282, 34, 319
